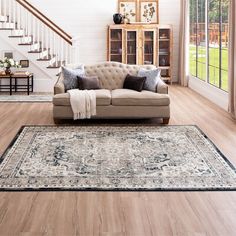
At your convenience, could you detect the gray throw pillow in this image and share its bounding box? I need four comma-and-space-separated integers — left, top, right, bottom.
77, 75, 101, 90
138, 68, 161, 92
61, 66, 84, 91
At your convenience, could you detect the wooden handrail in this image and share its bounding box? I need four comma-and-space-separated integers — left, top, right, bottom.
16, 0, 72, 45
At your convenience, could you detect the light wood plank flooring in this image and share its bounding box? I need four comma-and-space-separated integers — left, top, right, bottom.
0, 86, 236, 236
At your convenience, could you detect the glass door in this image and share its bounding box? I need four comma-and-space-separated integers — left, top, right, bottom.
143, 30, 156, 65
109, 29, 123, 63
126, 30, 138, 65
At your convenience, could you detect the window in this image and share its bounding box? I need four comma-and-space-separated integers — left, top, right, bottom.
189, 0, 229, 91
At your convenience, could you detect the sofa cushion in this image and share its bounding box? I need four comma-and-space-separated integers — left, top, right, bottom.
53, 89, 111, 106
112, 89, 170, 106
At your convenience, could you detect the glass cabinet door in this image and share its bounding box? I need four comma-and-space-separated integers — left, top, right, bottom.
126, 30, 138, 65
109, 29, 123, 63
143, 30, 156, 65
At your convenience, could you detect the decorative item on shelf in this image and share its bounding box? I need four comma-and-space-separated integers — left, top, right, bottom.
118, 0, 137, 23
118, 48, 123, 54
140, 0, 159, 23
160, 57, 167, 66
0, 57, 21, 75
113, 13, 123, 24
160, 34, 168, 39
123, 16, 130, 24
20, 60, 29, 68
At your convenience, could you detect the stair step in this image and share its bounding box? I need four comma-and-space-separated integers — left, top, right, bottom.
37, 52, 55, 61
37, 58, 51, 61
0, 15, 7, 22
0, 22, 15, 28
28, 47, 47, 53
28, 50, 42, 53
0, 28, 14, 30
47, 66, 61, 69
19, 43, 33, 46
37, 55, 55, 61
47, 61, 65, 69
9, 35, 23, 38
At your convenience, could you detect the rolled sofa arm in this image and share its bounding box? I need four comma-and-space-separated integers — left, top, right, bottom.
157, 80, 168, 94
54, 74, 65, 95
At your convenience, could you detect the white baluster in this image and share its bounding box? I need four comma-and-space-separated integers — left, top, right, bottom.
4, 0, 7, 17
61, 38, 63, 65
8, 0, 11, 25
46, 26, 49, 59
37, 19, 40, 44
13, 0, 16, 28
41, 22, 44, 55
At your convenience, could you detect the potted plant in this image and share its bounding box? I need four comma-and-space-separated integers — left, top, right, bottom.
0, 57, 21, 75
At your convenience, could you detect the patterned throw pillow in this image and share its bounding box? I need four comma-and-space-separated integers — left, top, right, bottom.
138, 68, 161, 92
61, 66, 84, 91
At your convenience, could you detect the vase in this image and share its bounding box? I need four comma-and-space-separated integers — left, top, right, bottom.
113, 13, 123, 24
5, 67, 11, 75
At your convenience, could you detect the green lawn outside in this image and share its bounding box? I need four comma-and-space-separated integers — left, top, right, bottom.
189, 45, 228, 91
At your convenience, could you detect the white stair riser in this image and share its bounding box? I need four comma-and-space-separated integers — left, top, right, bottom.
0, 15, 7, 22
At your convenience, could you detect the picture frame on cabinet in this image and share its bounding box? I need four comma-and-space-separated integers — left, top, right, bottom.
118, 0, 138, 23
139, 0, 159, 23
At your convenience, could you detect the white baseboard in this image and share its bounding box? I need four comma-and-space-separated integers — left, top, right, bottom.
189, 76, 228, 111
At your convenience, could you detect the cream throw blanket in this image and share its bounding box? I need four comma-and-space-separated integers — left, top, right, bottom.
68, 89, 96, 120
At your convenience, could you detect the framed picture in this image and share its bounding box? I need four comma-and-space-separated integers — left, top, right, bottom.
139, 0, 159, 23
20, 60, 29, 68
118, 0, 137, 23
2, 51, 13, 59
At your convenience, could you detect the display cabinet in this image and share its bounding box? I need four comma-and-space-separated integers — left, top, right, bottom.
108, 24, 173, 83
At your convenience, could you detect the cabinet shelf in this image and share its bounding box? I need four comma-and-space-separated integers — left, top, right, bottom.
162, 77, 171, 81
159, 39, 170, 41
159, 66, 170, 69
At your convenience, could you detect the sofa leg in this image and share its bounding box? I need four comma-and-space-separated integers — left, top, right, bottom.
53, 118, 61, 124
163, 118, 170, 125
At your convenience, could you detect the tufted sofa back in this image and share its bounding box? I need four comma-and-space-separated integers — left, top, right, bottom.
84, 62, 156, 90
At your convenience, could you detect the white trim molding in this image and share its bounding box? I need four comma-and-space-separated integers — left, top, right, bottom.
189, 76, 228, 111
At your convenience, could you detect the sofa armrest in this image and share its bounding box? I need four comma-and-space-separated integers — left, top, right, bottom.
54, 74, 65, 95
157, 80, 168, 94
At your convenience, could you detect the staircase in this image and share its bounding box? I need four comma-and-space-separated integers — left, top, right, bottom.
0, 0, 78, 80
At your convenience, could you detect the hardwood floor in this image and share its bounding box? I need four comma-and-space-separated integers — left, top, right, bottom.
0, 86, 236, 236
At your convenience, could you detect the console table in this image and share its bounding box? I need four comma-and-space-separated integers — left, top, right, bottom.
0, 72, 34, 95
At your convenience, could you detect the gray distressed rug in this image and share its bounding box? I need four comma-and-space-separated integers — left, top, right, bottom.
0, 125, 235, 191
0, 95, 52, 102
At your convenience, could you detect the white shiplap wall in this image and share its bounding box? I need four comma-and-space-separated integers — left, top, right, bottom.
29, 0, 180, 82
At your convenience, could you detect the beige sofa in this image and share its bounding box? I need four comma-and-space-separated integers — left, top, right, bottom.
53, 62, 170, 124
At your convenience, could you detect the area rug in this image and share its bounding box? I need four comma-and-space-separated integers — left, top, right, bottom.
0, 125, 235, 191
0, 95, 52, 102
